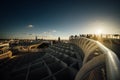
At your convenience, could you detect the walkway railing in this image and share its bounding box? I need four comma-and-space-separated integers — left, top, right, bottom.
70, 36, 120, 80
0, 51, 12, 59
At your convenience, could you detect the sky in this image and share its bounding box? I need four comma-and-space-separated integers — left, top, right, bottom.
0, 0, 120, 39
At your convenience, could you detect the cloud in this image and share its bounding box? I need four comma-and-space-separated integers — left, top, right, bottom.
41, 30, 57, 37
28, 24, 33, 28
29, 34, 32, 35
52, 30, 56, 33
43, 32, 47, 34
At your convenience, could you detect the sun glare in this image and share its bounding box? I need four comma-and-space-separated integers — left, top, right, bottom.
96, 29, 102, 34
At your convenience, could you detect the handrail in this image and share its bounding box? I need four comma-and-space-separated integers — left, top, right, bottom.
0, 43, 9, 48
0, 51, 12, 59
70, 37, 120, 80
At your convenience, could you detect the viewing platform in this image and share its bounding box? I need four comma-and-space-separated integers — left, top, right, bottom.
0, 36, 119, 80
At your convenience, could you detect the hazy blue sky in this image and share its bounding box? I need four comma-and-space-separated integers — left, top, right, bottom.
0, 0, 120, 39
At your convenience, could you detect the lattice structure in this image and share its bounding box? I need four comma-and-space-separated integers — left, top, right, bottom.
0, 43, 83, 80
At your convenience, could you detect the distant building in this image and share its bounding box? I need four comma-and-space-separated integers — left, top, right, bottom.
58, 37, 60, 42
35, 36, 37, 41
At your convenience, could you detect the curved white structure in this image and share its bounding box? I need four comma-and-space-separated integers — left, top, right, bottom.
70, 36, 120, 80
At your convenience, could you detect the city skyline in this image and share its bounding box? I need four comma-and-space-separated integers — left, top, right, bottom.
0, 0, 120, 39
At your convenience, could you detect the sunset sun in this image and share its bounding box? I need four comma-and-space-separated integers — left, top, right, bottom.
95, 29, 103, 34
